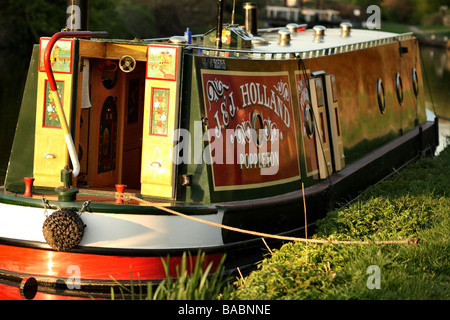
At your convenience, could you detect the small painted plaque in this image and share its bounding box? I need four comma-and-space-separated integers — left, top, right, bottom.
43, 80, 64, 128
150, 88, 170, 136
39, 38, 73, 74
146, 45, 178, 81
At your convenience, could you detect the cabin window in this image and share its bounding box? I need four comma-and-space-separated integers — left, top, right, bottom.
395, 72, 403, 105
304, 105, 315, 139
412, 68, 419, 97
251, 109, 264, 148
377, 78, 386, 114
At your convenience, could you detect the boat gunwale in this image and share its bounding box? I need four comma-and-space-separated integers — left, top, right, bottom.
0, 120, 436, 215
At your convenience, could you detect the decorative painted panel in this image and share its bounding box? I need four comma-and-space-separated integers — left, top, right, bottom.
146, 45, 178, 81
200, 70, 301, 191
39, 38, 73, 74
43, 80, 64, 128
149, 88, 170, 136
295, 71, 319, 178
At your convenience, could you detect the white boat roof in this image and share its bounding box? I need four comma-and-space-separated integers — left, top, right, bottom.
187, 24, 415, 60
253, 27, 411, 53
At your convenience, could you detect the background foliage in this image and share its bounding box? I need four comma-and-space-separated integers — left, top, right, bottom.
1, 0, 448, 51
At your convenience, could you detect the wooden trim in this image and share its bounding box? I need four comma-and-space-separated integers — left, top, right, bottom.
78, 40, 148, 61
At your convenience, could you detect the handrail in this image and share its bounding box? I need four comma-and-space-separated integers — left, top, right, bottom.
44, 31, 107, 177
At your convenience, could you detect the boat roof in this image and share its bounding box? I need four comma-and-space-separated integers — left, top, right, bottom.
89, 25, 415, 61
253, 27, 411, 53
155, 25, 415, 59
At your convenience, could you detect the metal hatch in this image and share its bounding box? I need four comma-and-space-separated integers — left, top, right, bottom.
309, 71, 345, 179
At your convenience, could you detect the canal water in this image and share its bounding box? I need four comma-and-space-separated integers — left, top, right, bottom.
0, 44, 449, 185
421, 46, 450, 155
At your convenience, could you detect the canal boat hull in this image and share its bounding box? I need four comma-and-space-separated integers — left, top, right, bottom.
0, 2, 439, 299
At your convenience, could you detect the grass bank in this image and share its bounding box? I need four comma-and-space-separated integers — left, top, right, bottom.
230, 145, 450, 300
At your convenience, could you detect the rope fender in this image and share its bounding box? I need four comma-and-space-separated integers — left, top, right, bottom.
42, 208, 86, 251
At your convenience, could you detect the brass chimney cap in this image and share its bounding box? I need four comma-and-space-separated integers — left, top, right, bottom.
286, 23, 299, 33
340, 22, 352, 36
278, 28, 292, 45
313, 25, 326, 36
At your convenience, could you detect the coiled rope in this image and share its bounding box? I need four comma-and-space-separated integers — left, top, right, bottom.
116, 193, 418, 246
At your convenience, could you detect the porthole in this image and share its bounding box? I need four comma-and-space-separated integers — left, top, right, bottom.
377, 78, 386, 114
304, 104, 315, 139
395, 72, 403, 105
412, 67, 419, 97
251, 109, 264, 148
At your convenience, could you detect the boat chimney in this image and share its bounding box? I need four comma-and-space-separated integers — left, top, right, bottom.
66, 0, 89, 31
279, 29, 292, 46
286, 23, 299, 34
340, 22, 352, 37
243, 2, 258, 36
216, 0, 225, 48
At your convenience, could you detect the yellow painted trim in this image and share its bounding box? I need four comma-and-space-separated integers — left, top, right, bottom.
140, 45, 182, 199
33, 72, 74, 187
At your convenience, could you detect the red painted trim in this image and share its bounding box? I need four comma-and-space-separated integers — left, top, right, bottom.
0, 244, 222, 281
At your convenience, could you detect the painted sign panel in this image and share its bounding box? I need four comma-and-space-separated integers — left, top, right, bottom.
43, 80, 64, 128
201, 70, 300, 191
39, 38, 73, 74
146, 45, 178, 81
149, 88, 170, 136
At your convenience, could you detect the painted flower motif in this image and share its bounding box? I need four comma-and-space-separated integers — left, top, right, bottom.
44, 81, 63, 127
151, 89, 169, 135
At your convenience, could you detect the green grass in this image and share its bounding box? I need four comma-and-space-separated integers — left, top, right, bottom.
109, 251, 234, 300
230, 145, 450, 300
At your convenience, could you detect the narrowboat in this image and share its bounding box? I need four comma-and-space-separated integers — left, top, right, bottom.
0, 1, 438, 299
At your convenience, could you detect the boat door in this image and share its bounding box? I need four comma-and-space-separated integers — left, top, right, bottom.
33, 38, 76, 187
140, 45, 182, 199
309, 71, 345, 179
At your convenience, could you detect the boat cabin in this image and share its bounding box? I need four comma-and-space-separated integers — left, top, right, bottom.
4, 4, 427, 206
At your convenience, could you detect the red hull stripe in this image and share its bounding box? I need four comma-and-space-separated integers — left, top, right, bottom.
0, 244, 222, 281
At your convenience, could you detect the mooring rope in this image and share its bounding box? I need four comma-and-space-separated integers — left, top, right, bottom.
115, 193, 418, 246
